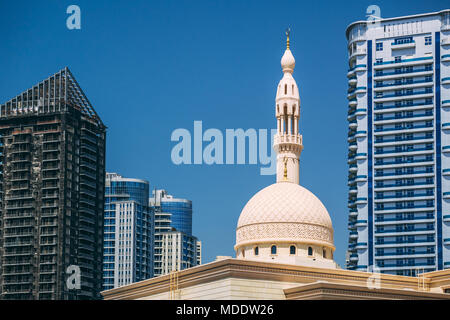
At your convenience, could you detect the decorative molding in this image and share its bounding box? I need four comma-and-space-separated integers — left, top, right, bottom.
236, 222, 333, 247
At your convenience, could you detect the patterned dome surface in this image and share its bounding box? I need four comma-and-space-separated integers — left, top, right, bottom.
236, 182, 334, 248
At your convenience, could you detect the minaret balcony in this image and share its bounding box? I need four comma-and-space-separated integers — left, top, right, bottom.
273, 133, 302, 146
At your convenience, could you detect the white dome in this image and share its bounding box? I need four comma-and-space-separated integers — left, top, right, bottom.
281, 49, 295, 73
235, 181, 334, 249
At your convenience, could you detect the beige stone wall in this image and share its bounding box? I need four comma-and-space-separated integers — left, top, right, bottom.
137, 277, 300, 300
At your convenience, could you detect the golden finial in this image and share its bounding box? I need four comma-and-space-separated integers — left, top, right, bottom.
285, 27, 291, 50
283, 157, 288, 181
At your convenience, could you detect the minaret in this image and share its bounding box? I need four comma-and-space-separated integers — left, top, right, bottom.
274, 29, 303, 184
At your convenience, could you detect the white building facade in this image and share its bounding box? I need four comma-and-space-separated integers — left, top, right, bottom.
150, 189, 201, 277
346, 10, 450, 275
103, 173, 154, 290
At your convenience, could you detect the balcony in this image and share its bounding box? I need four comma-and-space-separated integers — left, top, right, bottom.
443, 215, 450, 222
349, 231, 358, 239
349, 98, 357, 107
355, 220, 367, 227
444, 192, 450, 199
355, 242, 368, 249
442, 77, 450, 85
391, 40, 415, 50
349, 77, 357, 86
349, 48, 367, 60
349, 254, 359, 262
442, 54, 450, 62
443, 100, 450, 108
356, 197, 367, 204
443, 146, 450, 153
374, 67, 433, 79
373, 56, 433, 69
355, 153, 367, 160
355, 175, 367, 182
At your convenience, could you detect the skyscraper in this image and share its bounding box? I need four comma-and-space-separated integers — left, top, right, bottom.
150, 189, 200, 276
0, 67, 106, 299
346, 10, 450, 275
103, 173, 154, 290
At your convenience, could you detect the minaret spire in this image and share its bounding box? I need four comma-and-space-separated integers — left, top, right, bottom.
286, 27, 290, 50
274, 29, 303, 184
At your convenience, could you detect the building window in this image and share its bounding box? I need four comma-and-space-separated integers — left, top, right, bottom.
323, 249, 327, 258
425, 36, 432, 46
254, 246, 259, 256
242, 249, 245, 258
289, 245, 296, 255
395, 56, 402, 63
376, 42, 383, 51
308, 246, 313, 256
271, 245, 277, 255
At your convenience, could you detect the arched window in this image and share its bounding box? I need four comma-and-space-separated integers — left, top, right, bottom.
292, 84, 294, 94
271, 245, 277, 255
323, 249, 327, 258
308, 246, 313, 256
242, 249, 245, 258
290, 245, 296, 255
284, 84, 287, 95
254, 247, 259, 256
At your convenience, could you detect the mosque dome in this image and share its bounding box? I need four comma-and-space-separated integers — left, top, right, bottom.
235, 181, 334, 250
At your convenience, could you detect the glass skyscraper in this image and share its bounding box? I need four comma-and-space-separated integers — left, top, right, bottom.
149, 189, 200, 276
103, 173, 154, 290
346, 10, 450, 275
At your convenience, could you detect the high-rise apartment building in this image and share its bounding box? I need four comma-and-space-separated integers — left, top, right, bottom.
103, 173, 154, 290
346, 10, 450, 275
0, 67, 106, 299
150, 189, 200, 276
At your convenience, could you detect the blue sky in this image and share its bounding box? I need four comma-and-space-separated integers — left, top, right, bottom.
0, 0, 448, 267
